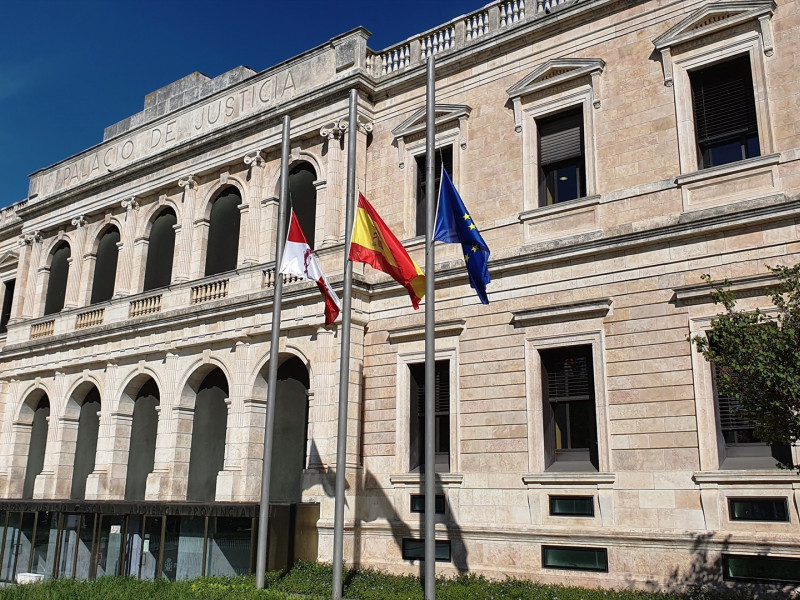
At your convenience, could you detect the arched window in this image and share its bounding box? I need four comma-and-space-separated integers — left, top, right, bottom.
44, 242, 71, 316
143, 209, 177, 291
22, 395, 50, 499
90, 227, 120, 304
271, 356, 310, 503
186, 368, 228, 501
288, 163, 317, 249
125, 380, 159, 501
204, 188, 241, 277
71, 388, 101, 500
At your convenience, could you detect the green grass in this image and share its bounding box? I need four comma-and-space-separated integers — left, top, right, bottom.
0, 561, 767, 600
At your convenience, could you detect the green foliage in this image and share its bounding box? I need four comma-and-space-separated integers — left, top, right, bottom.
690, 264, 800, 467
0, 563, 763, 600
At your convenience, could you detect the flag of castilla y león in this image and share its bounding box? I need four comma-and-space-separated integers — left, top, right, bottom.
348, 193, 425, 309
279, 210, 342, 325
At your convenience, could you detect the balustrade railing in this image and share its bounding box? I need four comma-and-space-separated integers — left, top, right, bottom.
130, 294, 162, 318
75, 308, 104, 329
191, 279, 229, 304
371, 0, 589, 78
30, 320, 55, 340
263, 268, 301, 289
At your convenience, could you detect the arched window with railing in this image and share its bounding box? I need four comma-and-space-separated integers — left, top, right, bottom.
204, 188, 241, 277
43, 242, 71, 316
90, 226, 120, 304
143, 208, 177, 291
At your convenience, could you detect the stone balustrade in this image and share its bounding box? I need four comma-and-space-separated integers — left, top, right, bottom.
370, 0, 587, 78
191, 278, 229, 305
262, 268, 300, 289
129, 294, 162, 318
75, 308, 104, 330
30, 320, 55, 340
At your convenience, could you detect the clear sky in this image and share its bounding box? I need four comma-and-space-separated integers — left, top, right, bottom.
0, 0, 486, 208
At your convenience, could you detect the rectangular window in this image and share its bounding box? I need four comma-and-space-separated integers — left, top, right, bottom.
540, 346, 598, 471
542, 546, 608, 572
0, 279, 14, 335
549, 496, 595, 517
401, 538, 451, 562
690, 55, 760, 169
712, 362, 791, 468
409, 360, 450, 473
410, 494, 446, 514
723, 554, 800, 584
415, 146, 453, 237
728, 498, 789, 522
537, 108, 585, 206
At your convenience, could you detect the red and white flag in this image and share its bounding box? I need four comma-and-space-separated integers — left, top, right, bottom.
279, 210, 341, 325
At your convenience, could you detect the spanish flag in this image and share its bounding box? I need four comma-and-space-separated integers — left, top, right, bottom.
349, 193, 425, 309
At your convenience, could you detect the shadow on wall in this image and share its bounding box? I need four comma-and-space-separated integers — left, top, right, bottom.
632, 533, 795, 598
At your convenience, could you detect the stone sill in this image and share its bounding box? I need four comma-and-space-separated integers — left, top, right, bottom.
693, 470, 800, 486
518, 194, 601, 223
523, 472, 616, 486
674, 153, 780, 187
389, 473, 464, 487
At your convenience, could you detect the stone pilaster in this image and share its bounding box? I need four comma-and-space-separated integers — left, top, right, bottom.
320, 120, 347, 247
14, 232, 41, 320
174, 176, 197, 283
85, 362, 121, 500
63, 215, 87, 309
114, 197, 139, 297
242, 151, 265, 265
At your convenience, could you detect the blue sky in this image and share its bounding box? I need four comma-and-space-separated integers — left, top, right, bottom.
0, 0, 485, 207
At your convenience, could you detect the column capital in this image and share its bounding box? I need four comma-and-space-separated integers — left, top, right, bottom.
121, 196, 139, 212
243, 149, 264, 168
178, 174, 197, 190
71, 215, 87, 228
19, 230, 42, 246
320, 118, 348, 140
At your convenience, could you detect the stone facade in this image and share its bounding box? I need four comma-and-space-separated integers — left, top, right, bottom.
0, 0, 799, 591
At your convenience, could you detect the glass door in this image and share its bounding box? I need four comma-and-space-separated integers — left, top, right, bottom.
94, 515, 126, 578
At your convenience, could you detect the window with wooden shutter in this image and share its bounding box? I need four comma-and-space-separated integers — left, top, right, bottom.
537, 108, 585, 206
409, 360, 450, 472
690, 55, 760, 169
540, 346, 598, 471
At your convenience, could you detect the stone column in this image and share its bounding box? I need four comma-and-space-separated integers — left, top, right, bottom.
319, 120, 347, 247
36, 371, 78, 499
146, 351, 191, 501
114, 197, 139, 297
131, 236, 148, 293
261, 196, 279, 263
64, 215, 87, 309
13, 232, 41, 321
216, 340, 250, 501
85, 362, 120, 500
174, 175, 197, 283
242, 150, 265, 265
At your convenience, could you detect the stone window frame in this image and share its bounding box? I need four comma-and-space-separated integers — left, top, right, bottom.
391, 104, 470, 241
389, 320, 464, 476
506, 58, 605, 216
688, 315, 800, 473
653, 1, 776, 176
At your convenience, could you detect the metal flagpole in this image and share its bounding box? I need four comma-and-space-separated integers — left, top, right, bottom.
332, 88, 358, 600
255, 114, 291, 589
424, 54, 436, 600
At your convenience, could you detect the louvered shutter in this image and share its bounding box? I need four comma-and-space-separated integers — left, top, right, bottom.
712, 363, 752, 432
543, 349, 592, 403
413, 361, 450, 416
690, 55, 758, 145
539, 110, 583, 166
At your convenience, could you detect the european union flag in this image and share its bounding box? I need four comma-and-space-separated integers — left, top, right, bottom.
434, 168, 491, 304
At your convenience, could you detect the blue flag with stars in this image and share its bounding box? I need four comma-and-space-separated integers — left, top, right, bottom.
434, 167, 491, 304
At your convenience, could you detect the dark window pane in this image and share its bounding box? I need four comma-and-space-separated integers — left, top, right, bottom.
729, 498, 789, 522
91, 227, 120, 304
0, 279, 14, 334
205, 189, 241, 276
549, 496, 595, 517
690, 55, 760, 168
125, 381, 159, 501
538, 109, 585, 206
205, 516, 252, 576
410, 494, 446, 514
288, 163, 317, 249
44, 243, 71, 316
402, 539, 451, 561
143, 209, 177, 291
416, 147, 453, 237
409, 361, 450, 472
187, 369, 228, 502
724, 554, 800, 583
542, 546, 607, 572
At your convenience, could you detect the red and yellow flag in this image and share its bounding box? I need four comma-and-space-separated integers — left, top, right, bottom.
349, 193, 425, 309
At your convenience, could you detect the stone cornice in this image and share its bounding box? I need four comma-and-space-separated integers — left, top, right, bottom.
673, 273, 782, 307
512, 298, 612, 327
386, 318, 466, 344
